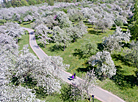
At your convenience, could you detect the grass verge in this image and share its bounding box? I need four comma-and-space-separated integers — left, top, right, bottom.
18, 31, 38, 58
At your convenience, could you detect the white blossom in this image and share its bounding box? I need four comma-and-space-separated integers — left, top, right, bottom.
89, 51, 116, 78
0, 85, 43, 102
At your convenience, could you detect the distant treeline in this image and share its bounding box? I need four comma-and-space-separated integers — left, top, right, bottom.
1, 0, 82, 8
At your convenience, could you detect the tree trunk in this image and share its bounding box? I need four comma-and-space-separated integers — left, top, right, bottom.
74, 38, 75, 42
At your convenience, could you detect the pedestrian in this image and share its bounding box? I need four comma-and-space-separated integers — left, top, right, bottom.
72, 75, 74, 79
74, 73, 76, 78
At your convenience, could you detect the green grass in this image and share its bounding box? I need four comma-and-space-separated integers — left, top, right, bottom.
20, 22, 32, 28
18, 31, 38, 58
45, 95, 101, 102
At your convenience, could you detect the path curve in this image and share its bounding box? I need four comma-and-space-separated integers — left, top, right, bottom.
23, 27, 125, 102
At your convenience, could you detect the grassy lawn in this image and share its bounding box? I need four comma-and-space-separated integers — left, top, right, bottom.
18, 31, 38, 58
36, 22, 138, 102
45, 95, 101, 102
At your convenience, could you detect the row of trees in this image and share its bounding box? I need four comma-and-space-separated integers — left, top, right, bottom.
33, 10, 88, 51
2, 0, 82, 8
3, 0, 45, 8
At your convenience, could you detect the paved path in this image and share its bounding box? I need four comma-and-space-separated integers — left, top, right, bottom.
23, 28, 125, 102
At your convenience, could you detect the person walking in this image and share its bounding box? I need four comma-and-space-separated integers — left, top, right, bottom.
72, 75, 74, 80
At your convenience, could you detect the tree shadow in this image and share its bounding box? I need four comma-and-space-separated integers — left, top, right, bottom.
83, 20, 89, 24
111, 54, 132, 67
110, 27, 116, 30
88, 29, 102, 35
22, 22, 31, 25
76, 62, 104, 81
38, 43, 45, 48
111, 65, 137, 89
72, 49, 84, 59
76, 61, 93, 73
17, 38, 22, 43
121, 42, 130, 48
49, 45, 64, 52
97, 43, 104, 51
35, 35, 39, 40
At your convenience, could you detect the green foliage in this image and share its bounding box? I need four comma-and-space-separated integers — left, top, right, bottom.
36, 0, 42, 4
47, 0, 54, 6
60, 84, 81, 102
129, 21, 138, 40
65, 0, 72, 3
0, 19, 6, 25
129, 0, 138, 40
77, 0, 82, 2
106, 4, 111, 8
11, 0, 22, 7
18, 30, 38, 57
28, 0, 37, 5
132, 0, 138, 21
114, 18, 123, 27
81, 40, 98, 57
5, 1, 12, 8
62, 9, 67, 13
21, 0, 29, 6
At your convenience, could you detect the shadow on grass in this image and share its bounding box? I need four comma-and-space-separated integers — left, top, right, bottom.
88, 29, 102, 35
35, 35, 39, 40
111, 54, 132, 67
121, 42, 130, 48
18, 38, 22, 43
76, 61, 93, 73
97, 43, 104, 51
22, 22, 31, 25
49, 45, 64, 52
38, 43, 45, 48
21, 76, 48, 99
111, 65, 137, 89
73, 49, 84, 59
72, 49, 93, 59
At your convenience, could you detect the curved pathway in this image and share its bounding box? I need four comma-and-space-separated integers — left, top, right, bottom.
23, 27, 125, 102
